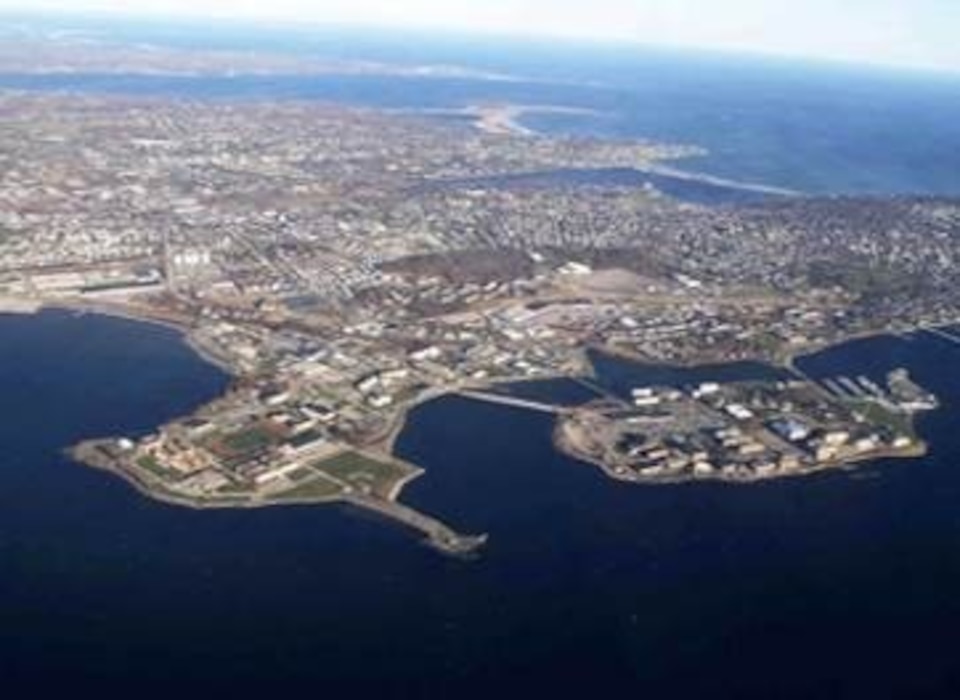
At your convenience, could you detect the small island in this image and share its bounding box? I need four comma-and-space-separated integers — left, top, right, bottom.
555, 367, 936, 484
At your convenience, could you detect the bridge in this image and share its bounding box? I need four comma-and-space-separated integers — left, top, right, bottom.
570, 376, 623, 402
456, 390, 568, 415
923, 326, 960, 346
644, 164, 803, 198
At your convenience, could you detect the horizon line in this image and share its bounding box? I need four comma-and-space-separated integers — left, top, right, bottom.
2, 7, 960, 80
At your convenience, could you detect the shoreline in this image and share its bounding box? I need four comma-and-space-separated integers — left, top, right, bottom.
403, 103, 604, 138
552, 419, 929, 487
0, 294, 194, 333
18, 296, 484, 554
593, 317, 960, 379
0, 295, 241, 376
70, 439, 486, 555
420, 103, 812, 201
5, 300, 950, 552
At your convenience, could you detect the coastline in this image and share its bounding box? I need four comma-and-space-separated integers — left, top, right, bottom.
0, 297, 43, 314
69, 438, 486, 555
439, 103, 812, 201
7, 295, 483, 553
552, 419, 929, 487
4, 299, 948, 553
403, 103, 604, 138
0, 295, 240, 376
595, 317, 960, 379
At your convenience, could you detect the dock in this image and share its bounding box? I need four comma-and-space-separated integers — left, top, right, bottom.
822, 378, 851, 398
838, 376, 868, 398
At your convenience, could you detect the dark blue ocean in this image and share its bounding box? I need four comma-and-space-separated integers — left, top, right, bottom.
3, 311, 960, 697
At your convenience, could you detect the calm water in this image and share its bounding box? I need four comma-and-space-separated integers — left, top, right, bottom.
3, 310, 960, 697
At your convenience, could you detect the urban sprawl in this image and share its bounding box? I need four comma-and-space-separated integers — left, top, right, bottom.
0, 90, 954, 553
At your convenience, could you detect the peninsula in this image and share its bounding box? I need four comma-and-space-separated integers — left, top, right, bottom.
0, 83, 956, 552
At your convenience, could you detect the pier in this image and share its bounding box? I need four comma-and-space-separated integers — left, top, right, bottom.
822, 378, 850, 398
838, 376, 868, 398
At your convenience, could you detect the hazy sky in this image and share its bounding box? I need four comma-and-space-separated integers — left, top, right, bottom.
4, 0, 960, 72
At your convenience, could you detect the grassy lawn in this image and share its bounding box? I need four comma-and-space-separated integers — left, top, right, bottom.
312, 451, 409, 498
221, 426, 275, 454
850, 400, 916, 439
135, 455, 182, 481
199, 495, 251, 507
215, 480, 252, 495
286, 466, 316, 482
269, 475, 344, 502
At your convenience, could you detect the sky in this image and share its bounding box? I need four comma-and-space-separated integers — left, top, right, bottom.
3, 0, 959, 72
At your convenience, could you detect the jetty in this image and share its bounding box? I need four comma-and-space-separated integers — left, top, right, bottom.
345, 493, 487, 556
